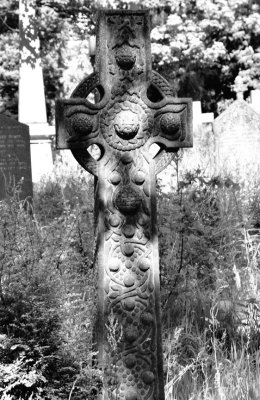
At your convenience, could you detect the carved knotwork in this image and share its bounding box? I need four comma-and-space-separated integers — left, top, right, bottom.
56, 10, 192, 400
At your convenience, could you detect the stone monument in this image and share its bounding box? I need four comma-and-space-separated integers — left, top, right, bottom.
19, 0, 54, 182
56, 10, 192, 400
0, 114, 32, 200
250, 89, 260, 115
213, 98, 260, 179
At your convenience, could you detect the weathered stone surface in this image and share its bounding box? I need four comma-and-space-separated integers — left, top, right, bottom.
56, 10, 192, 400
0, 114, 32, 200
213, 100, 260, 178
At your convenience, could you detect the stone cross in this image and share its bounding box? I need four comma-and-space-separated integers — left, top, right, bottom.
56, 10, 192, 400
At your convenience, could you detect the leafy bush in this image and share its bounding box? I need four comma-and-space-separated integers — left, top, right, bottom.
1, 154, 260, 399
158, 160, 260, 399
0, 160, 99, 399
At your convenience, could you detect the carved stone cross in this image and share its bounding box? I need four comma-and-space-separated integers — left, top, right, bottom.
56, 10, 192, 400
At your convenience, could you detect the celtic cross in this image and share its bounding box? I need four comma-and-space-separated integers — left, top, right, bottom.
56, 10, 192, 400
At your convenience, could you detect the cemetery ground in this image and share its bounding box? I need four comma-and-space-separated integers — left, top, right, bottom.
0, 154, 260, 400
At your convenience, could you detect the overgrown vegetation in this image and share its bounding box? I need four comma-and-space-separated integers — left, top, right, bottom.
0, 154, 260, 399
0, 157, 99, 399
158, 159, 260, 399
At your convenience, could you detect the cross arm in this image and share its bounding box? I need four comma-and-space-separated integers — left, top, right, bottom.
55, 97, 105, 176
55, 98, 100, 149
144, 93, 193, 175
150, 97, 193, 148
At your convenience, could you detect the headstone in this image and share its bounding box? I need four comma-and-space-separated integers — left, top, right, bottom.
0, 114, 32, 200
250, 89, 260, 115
160, 102, 215, 189
181, 101, 214, 174
213, 99, 260, 178
179, 119, 215, 179
56, 10, 192, 399
19, 0, 54, 182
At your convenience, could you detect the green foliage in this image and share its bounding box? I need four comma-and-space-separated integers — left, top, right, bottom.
0, 164, 99, 399
1, 0, 260, 118
0, 31, 19, 117
163, 317, 260, 399
158, 161, 260, 399
1, 154, 260, 398
0, 0, 19, 117
0, 0, 96, 120
150, 0, 260, 113
0, 335, 47, 400
37, 0, 96, 121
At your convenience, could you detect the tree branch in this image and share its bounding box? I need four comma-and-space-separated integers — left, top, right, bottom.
0, 15, 19, 33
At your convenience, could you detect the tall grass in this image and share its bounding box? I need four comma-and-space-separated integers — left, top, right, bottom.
159, 159, 260, 400
0, 153, 260, 398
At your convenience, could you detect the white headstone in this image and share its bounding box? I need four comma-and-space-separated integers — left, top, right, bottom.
19, 0, 54, 182
192, 101, 202, 132
192, 101, 214, 130
250, 90, 260, 115
213, 99, 260, 179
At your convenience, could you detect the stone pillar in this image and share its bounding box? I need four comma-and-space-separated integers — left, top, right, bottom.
19, 0, 54, 182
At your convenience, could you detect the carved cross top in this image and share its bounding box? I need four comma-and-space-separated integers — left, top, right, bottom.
56, 10, 192, 400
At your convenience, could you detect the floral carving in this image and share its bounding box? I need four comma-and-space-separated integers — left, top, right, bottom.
114, 185, 142, 215
115, 45, 137, 70
114, 110, 140, 139
160, 113, 182, 140
66, 113, 94, 142
100, 95, 153, 151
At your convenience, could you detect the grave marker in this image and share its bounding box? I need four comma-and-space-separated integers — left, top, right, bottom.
0, 114, 32, 200
19, 0, 54, 182
56, 10, 192, 399
250, 89, 260, 115
213, 99, 260, 178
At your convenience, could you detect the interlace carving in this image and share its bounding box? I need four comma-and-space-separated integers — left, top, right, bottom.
56, 10, 192, 400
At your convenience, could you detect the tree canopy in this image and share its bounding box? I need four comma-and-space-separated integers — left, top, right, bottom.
0, 0, 259, 119
150, 0, 260, 114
